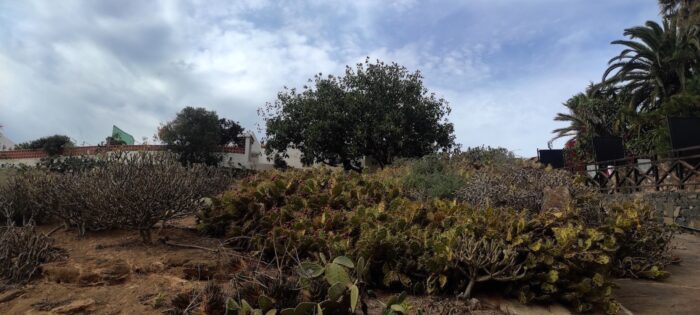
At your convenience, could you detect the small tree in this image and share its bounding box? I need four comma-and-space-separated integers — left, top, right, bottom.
261, 58, 455, 171
105, 136, 127, 146
158, 107, 244, 165
15, 135, 73, 156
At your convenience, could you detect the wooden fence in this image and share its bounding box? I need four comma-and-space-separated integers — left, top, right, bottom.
571, 146, 700, 194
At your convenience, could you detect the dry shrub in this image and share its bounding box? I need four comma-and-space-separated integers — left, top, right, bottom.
3, 153, 231, 243
457, 162, 597, 212
86, 153, 230, 242
0, 225, 62, 284
0, 170, 55, 226
167, 282, 227, 315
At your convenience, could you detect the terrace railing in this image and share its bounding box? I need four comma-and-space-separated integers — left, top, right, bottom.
569, 146, 700, 194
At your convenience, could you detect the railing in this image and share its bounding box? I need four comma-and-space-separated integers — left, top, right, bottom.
567, 146, 700, 194
0, 144, 245, 160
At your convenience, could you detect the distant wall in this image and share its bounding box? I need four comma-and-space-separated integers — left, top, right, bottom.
0, 138, 319, 171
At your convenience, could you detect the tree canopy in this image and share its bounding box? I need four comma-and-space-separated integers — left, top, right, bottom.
261, 58, 455, 171
158, 107, 244, 166
552, 0, 700, 160
15, 135, 73, 156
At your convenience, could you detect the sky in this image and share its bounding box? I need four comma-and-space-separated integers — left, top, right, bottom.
0, 0, 661, 157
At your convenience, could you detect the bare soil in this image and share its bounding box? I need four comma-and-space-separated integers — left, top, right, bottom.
0, 219, 505, 315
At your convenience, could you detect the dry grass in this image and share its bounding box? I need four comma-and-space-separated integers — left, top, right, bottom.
0, 168, 15, 185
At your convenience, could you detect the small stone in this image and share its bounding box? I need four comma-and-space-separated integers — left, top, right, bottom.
541, 186, 572, 211
50, 298, 95, 314
77, 272, 101, 287
98, 260, 130, 284
43, 265, 80, 284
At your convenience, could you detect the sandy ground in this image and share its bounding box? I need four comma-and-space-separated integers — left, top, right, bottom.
1, 220, 699, 315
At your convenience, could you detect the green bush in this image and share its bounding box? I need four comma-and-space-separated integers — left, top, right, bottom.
199, 166, 673, 314
197, 168, 400, 263
15, 134, 73, 156
36, 155, 108, 173
397, 155, 465, 200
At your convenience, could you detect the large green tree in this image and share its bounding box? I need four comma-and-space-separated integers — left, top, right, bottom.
261, 59, 455, 171
602, 20, 698, 112
15, 135, 73, 156
158, 107, 244, 166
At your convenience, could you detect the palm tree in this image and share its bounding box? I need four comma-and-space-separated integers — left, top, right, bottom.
659, 0, 700, 28
549, 87, 624, 149
602, 20, 698, 112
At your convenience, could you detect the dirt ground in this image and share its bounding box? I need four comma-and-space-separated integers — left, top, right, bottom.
2, 220, 699, 315
0, 220, 505, 315
2, 223, 221, 315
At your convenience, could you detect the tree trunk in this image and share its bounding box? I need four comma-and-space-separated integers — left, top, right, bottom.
463, 278, 476, 299
140, 229, 152, 244
78, 223, 86, 237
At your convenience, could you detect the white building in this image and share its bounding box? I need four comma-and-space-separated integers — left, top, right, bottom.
223, 132, 314, 170
0, 131, 14, 151
0, 132, 352, 170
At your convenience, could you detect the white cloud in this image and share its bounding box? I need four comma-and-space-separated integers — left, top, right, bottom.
0, 0, 660, 156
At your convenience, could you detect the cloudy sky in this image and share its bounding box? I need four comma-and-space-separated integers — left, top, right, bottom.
0, 0, 660, 156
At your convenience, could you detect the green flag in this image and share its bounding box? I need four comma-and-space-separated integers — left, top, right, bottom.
112, 125, 135, 145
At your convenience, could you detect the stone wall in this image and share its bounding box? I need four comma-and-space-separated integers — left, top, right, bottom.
604, 192, 700, 230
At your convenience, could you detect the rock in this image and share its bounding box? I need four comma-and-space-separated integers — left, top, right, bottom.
77, 272, 101, 287
50, 299, 95, 314
98, 260, 130, 284
0, 289, 24, 303
42, 265, 80, 284
466, 298, 481, 310
542, 186, 572, 211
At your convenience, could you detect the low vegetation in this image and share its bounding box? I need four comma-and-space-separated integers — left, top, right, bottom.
0, 153, 231, 242
197, 148, 674, 314
14, 134, 73, 156
158, 106, 245, 166
0, 142, 675, 314
0, 225, 62, 285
